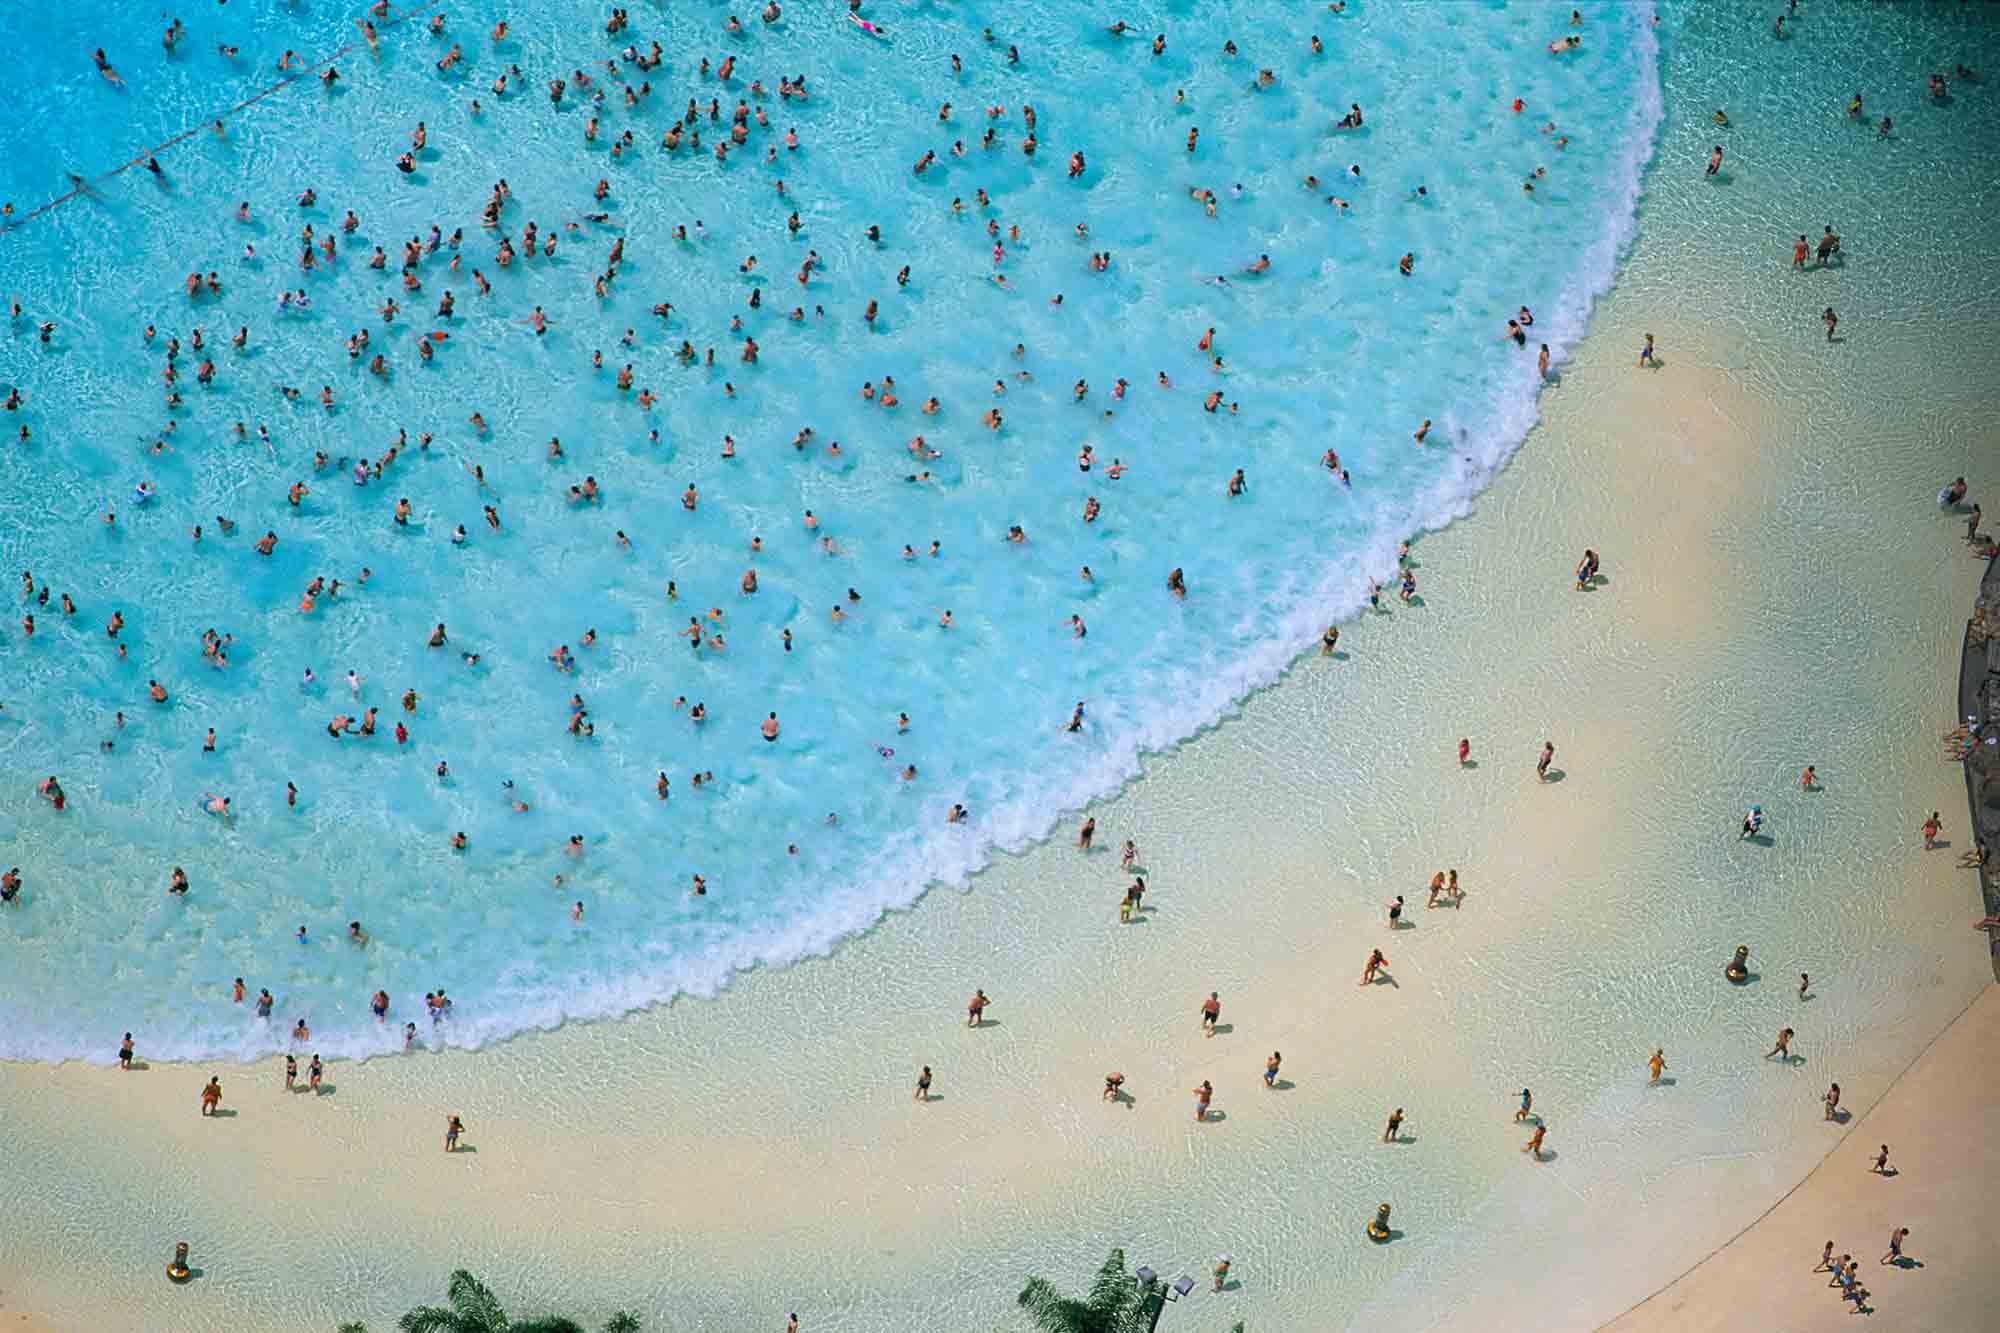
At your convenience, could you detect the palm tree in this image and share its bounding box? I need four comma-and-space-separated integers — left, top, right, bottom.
392, 1269, 592, 1333
398, 1271, 511, 1333
1017, 1248, 1159, 1333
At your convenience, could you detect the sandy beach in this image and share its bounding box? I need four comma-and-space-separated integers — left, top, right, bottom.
1605, 982, 1999, 1332
4, 259, 1995, 1331
7, 6, 2000, 1332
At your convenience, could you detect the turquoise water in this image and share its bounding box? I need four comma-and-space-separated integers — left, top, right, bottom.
0, 2, 1660, 1061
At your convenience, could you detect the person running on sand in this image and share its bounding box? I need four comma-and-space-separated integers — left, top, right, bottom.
1200, 991, 1221, 1036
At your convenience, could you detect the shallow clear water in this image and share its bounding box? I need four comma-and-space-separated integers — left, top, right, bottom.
0, 2, 1659, 1060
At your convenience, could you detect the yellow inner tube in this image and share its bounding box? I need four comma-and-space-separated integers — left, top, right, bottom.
167, 1265, 191, 1281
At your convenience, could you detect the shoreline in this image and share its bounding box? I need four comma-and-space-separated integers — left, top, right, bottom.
7, 5, 2000, 1331
3, 282, 1991, 1331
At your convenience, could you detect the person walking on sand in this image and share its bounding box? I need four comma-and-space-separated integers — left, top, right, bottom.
1816, 1241, 1837, 1272
1360, 948, 1387, 985
1921, 811, 1942, 849
1800, 972, 1811, 999
1192, 1079, 1213, 1122
445, 1114, 463, 1151
199, 1076, 222, 1116
1648, 1048, 1666, 1084
1638, 332, 1655, 366
1382, 1107, 1404, 1142
915, 1066, 932, 1102
1264, 1051, 1282, 1088
1873, 1144, 1891, 1174
1458, 737, 1471, 767
1824, 1082, 1841, 1120
119, 1033, 134, 1069
1200, 991, 1222, 1037
1515, 1087, 1534, 1123
1536, 741, 1555, 781
285, 1053, 297, 1089
1822, 306, 1838, 341
1102, 1071, 1125, 1102
966, 989, 990, 1027
1880, 1227, 1908, 1265
1523, 1124, 1547, 1159
1077, 816, 1096, 850
1766, 1026, 1794, 1060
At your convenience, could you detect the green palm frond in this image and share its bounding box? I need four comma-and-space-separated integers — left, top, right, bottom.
395, 1307, 468, 1333
1018, 1249, 1147, 1333
444, 1270, 509, 1331
1085, 1249, 1137, 1323
509, 1320, 585, 1333
602, 1315, 642, 1333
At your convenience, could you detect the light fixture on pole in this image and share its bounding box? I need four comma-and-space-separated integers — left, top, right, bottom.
1135, 1265, 1197, 1332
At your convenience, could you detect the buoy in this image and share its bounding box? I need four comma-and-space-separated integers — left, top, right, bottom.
1366, 1203, 1393, 1242
167, 1241, 192, 1283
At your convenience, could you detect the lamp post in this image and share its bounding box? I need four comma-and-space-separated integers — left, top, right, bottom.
1135, 1267, 1197, 1332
